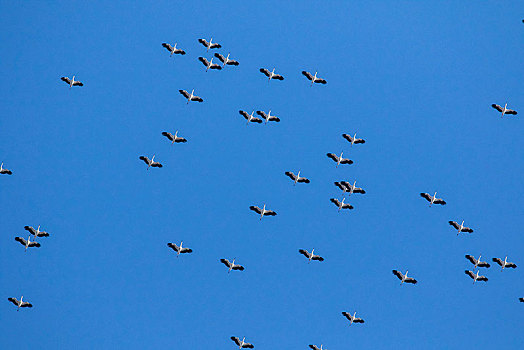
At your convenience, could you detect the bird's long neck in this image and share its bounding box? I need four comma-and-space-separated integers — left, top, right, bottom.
0, 163, 3, 170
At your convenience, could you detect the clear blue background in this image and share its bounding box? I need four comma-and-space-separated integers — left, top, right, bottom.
1, 1, 523, 349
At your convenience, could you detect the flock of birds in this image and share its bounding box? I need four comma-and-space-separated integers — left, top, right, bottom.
4, 32, 521, 349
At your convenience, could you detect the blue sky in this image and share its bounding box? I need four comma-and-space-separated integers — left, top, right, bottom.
1, 1, 523, 349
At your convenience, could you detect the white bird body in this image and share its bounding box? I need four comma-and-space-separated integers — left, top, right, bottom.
179, 89, 203, 104
342, 311, 364, 325
465, 254, 490, 269
198, 38, 222, 51
214, 53, 239, 66
285, 171, 310, 185
449, 220, 473, 235
250, 204, 277, 220
230, 336, 254, 349
61, 75, 83, 88
465, 270, 488, 283
256, 110, 280, 123
260, 67, 284, 82
330, 197, 353, 211
239, 110, 262, 124
326, 152, 353, 167
0, 162, 13, 175
302, 71, 327, 85
8, 296, 33, 311
492, 103, 518, 118
162, 42, 186, 56
492, 256, 517, 271
420, 191, 446, 206
392, 270, 418, 284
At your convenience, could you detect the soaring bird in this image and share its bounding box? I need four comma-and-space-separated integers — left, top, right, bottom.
465, 270, 488, 283
249, 204, 276, 220
491, 103, 517, 117
162, 131, 187, 144
220, 258, 244, 272
465, 255, 490, 269
298, 249, 324, 262
302, 71, 327, 85
492, 256, 517, 271
420, 192, 446, 206
230, 336, 254, 349
239, 110, 262, 124
392, 270, 418, 284
61, 76, 83, 88
259, 68, 284, 81
330, 198, 353, 211
14, 236, 40, 251
256, 110, 280, 123
449, 220, 473, 235
326, 152, 353, 167
342, 133, 365, 146
342, 311, 364, 325
334, 181, 365, 196
214, 53, 239, 66
24, 225, 50, 238
198, 38, 221, 51
0, 162, 13, 175
167, 242, 192, 257
8, 296, 32, 311
198, 56, 222, 71
139, 155, 163, 170
309, 345, 328, 350
285, 171, 310, 185
179, 89, 203, 104
161, 42, 186, 56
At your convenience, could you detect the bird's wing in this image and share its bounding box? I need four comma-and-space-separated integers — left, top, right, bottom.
309, 346, 320, 350
256, 110, 267, 118
326, 153, 338, 162
210, 43, 221, 49
227, 59, 239, 66
177, 49, 186, 55
342, 203, 354, 209
354, 187, 365, 194
239, 110, 250, 120
463, 227, 474, 233
392, 270, 403, 280
284, 171, 297, 181
232, 265, 244, 271
192, 95, 203, 102
406, 277, 417, 284
162, 43, 173, 51
506, 262, 517, 268
21, 302, 33, 308
478, 276, 488, 281
179, 90, 190, 98
230, 337, 241, 346
420, 193, 431, 201
198, 56, 209, 66
243, 343, 254, 349
268, 116, 280, 122
478, 262, 490, 268
181, 248, 192, 253
265, 210, 277, 216
342, 134, 353, 143
491, 104, 503, 112
273, 74, 284, 80
312, 255, 324, 261
251, 117, 263, 123
8, 297, 19, 306
214, 53, 226, 63
151, 162, 163, 168
298, 249, 310, 258
330, 198, 341, 206
297, 177, 310, 183
465, 255, 476, 264
341, 311, 351, 320
29, 242, 41, 247
249, 206, 262, 214
175, 137, 187, 143
340, 158, 353, 165
162, 132, 174, 141
38, 231, 50, 237
505, 109, 517, 115
433, 198, 446, 205
220, 259, 231, 267
334, 182, 348, 191
354, 138, 365, 144
449, 221, 459, 230
302, 71, 313, 80
167, 243, 180, 252
519, 298, 524, 302
73, 81, 83, 86
24, 226, 36, 235
198, 38, 208, 47
315, 78, 327, 84
260, 68, 270, 77
139, 156, 150, 165
15, 237, 27, 245
492, 258, 503, 266
354, 318, 365, 323
465, 270, 475, 279
61, 77, 71, 84
210, 64, 222, 70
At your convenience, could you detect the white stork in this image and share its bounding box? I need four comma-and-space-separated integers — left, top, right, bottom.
420, 192, 446, 206
0, 162, 13, 175
179, 89, 203, 104
302, 71, 327, 86
249, 204, 276, 220
259, 68, 284, 82
392, 270, 418, 284
161, 42, 186, 56
492, 103, 517, 118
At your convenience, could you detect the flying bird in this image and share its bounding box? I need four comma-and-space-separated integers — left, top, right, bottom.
342, 133, 365, 146
220, 258, 244, 272
392, 270, 418, 284
167, 242, 192, 257
198, 56, 222, 71
61, 76, 83, 88
334, 181, 365, 196
162, 131, 187, 144
24, 225, 50, 238
230, 336, 254, 349
285, 171, 310, 185
161, 42, 186, 56
342, 311, 364, 325
256, 110, 280, 123
465, 270, 488, 283
214, 53, 239, 66
259, 68, 284, 81
326, 152, 353, 167
8, 296, 32, 311
420, 192, 446, 206
491, 103, 517, 117
249, 204, 276, 220
179, 89, 203, 104
198, 38, 221, 51
239, 110, 262, 124
0, 162, 12, 175
492, 256, 517, 271
465, 255, 490, 269
302, 71, 327, 85
299, 249, 324, 262
330, 198, 353, 211
139, 155, 163, 170
309, 345, 327, 350
449, 220, 473, 235
14, 236, 40, 251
